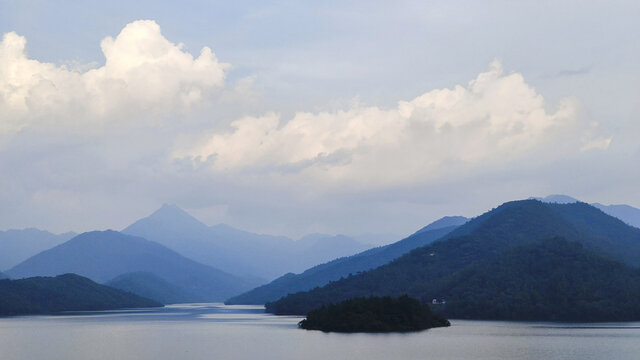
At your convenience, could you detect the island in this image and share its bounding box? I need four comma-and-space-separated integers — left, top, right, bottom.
298, 295, 450, 333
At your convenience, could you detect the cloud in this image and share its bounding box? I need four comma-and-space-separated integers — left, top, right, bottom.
0, 14, 624, 237
176, 61, 607, 188
0, 20, 229, 136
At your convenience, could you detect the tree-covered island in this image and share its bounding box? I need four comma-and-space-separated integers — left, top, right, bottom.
298, 295, 450, 333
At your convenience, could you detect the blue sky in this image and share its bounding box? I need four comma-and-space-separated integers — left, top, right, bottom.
0, 1, 638, 238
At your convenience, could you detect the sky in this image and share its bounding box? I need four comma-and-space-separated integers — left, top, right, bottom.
0, 0, 638, 239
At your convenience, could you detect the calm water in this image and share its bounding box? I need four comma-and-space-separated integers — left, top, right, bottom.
1, 303, 639, 360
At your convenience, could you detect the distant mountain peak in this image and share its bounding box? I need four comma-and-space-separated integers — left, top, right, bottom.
153, 203, 196, 219
125, 204, 209, 233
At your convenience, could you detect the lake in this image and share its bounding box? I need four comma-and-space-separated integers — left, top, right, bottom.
1, 303, 639, 360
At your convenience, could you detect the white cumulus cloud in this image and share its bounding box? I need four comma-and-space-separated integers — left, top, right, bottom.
177, 61, 607, 187
0, 20, 229, 136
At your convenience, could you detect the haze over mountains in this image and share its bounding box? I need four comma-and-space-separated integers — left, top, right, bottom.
0, 229, 76, 270
0, 205, 381, 305
266, 200, 640, 321
6, 230, 261, 302
123, 204, 370, 280
4, 195, 640, 319
227, 217, 467, 305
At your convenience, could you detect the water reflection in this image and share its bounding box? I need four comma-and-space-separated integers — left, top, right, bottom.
1, 303, 640, 360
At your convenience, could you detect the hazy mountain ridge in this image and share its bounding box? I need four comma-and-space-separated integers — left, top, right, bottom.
591, 203, 640, 229
535, 194, 640, 228
411, 216, 468, 236
6, 230, 261, 302
0, 273, 161, 316
123, 204, 370, 280
0, 229, 76, 271
266, 200, 640, 318
226, 222, 460, 305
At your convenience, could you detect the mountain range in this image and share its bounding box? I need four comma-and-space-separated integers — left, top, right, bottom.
0, 229, 76, 270
123, 204, 370, 280
266, 200, 640, 321
5, 230, 261, 302
226, 216, 467, 305
5, 196, 640, 320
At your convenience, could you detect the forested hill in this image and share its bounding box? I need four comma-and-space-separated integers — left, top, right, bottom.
437, 238, 640, 322
545, 202, 640, 266
437, 200, 640, 267
0, 274, 161, 316
0, 271, 5, 279
266, 200, 640, 318
226, 224, 459, 305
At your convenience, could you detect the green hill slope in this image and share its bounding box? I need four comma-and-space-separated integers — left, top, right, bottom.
435, 238, 640, 322
0, 273, 161, 316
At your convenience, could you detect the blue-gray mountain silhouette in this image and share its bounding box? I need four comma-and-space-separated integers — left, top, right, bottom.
0, 228, 76, 271
6, 230, 260, 302
591, 203, 640, 229
123, 204, 369, 280
226, 216, 464, 305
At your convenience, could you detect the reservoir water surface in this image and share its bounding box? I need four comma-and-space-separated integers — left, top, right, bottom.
1, 303, 639, 360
